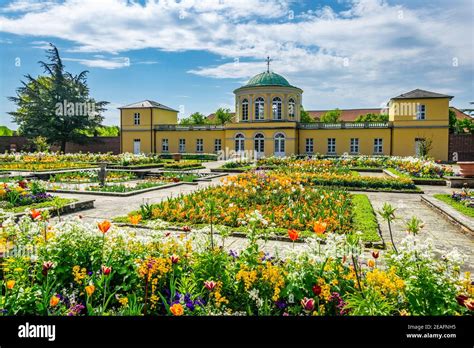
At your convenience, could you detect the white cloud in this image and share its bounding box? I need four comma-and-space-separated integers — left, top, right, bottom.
0, 0, 472, 108
62, 56, 130, 69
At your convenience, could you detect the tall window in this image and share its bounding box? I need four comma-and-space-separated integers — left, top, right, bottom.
350, 138, 359, 154
241, 99, 249, 121
255, 97, 265, 120
416, 104, 426, 120
305, 138, 314, 154
374, 138, 383, 154
272, 97, 282, 120
196, 139, 203, 153
235, 133, 245, 153
288, 98, 296, 119
254, 133, 264, 154
162, 138, 169, 152
214, 139, 222, 153
274, 133, 285, 155
134, 112, 140, 125
179, 139, 186, 153
327, 138, 336, 154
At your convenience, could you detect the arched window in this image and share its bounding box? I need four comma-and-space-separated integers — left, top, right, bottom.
272, 97, 282, 120
288, 98, 295, 119
235, 133, 245, 153
254, 133, 264, 158
241, 99, 249, 121
255, 97, 265, 120
274, 133, 285, 156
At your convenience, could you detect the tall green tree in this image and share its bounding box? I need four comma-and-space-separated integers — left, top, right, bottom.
8, 44, 108, 152
320, 109, 341, 123
179, 112, 208, 125
214, 107, 233, 125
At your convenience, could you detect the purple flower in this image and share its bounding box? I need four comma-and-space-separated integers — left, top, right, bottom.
275, 300, 287, 309
229, 250, 238, 259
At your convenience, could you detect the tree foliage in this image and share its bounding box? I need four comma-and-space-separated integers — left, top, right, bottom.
214, 107, 233, 125
449, 109, 474, 134
8, 43, 109, 151
179, 112, 208, 125
0, 126, 15, 136
300, 106, 313, 123
355, 113, 389, 122
320, 109, 341, 123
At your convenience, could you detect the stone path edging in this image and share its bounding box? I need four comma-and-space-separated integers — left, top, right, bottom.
421, 195, 474, 235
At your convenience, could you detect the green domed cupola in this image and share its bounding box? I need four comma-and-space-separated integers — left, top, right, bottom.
245, 71, 291, 87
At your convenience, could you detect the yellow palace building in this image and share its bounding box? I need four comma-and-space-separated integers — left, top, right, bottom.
119, 68, 454, 161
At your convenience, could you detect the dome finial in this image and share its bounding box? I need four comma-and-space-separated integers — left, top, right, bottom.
266, 56, 272, 73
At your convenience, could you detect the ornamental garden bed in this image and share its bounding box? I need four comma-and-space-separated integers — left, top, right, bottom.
384, 168, 446, 186
1, 215, 471, 316
162, 161, 205, 171
0, 162, 98, 172
117, 171, 383, 243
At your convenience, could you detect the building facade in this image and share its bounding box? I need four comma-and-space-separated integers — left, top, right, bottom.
120, 71, 454, 161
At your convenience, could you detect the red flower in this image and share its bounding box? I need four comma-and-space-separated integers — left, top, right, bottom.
456, 294, 468, 306
288, 229, 299, 242
312, 284, 322, 296
301, 297, 315, 311
171, 254, 179, 264
98, 220, 111, 234
18, 180, 27, 189
42, 261, 54, 276
30, 209, 42, 221
101, 265, 112, 276
183, 226, 191, 232
204, 280, 216, 291
372, 251, 380, 259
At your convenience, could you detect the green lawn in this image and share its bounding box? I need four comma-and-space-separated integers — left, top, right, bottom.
351, 194, 381, 242
433, 194, 474, 218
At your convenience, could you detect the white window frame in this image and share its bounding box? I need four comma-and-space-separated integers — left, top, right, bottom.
350, 138, 359, 154
179, 138, 186, 153
288, 98, 296, 119
134, 112, 140, 125
255, 97, 265, 120
214, 139, 222, 153
196, 139, 203, 153
272, 97, 282, 120
274, 133, 285, 156
241, 99, 249, 121
374, 138, 383, 154
305, 138, 314, 154
162, 138, 169, 152
235, 133, 245, 153
327, 138, 336, 154
416, 104, 426, 120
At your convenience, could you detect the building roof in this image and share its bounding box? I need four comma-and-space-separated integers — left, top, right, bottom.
391, 89, 454, 100
118, 100, 179, 112
234, 71, 301, 92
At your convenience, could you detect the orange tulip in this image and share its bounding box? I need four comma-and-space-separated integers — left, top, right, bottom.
98, 220, 111, 234
85, 285, 95, 297
170, 303, 184, 316
50, 295, 60, 307
128, 214, 142, 225
368, 259, 375, 268
313, 221, 327, 235
30, 209, 41, 220
288, 229, 299, 242
6, 280, 15, 289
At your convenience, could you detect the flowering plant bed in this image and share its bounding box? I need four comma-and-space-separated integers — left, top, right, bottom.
163, 161, 205, 170
49, 170, 136, 183
434, 190, 474, 218
0, 180, 63, 212
0, 216, 471, 316
0, 162, 97, 172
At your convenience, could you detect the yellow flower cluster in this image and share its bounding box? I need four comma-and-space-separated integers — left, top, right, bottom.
365, 267, 405, 296
317, 278, 332, 301
236, 265, 258, 290
72, 266, 87, 284
261, 262, 286, 302
209, 281, 228, 308
462, 272, 474, 297
137, 257, 171, 281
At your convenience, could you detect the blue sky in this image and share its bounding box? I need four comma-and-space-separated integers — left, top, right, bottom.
0, 0, 472, 129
